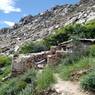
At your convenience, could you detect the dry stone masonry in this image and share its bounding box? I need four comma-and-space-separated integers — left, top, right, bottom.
12, 46, 65, 75
12, 38, 95, 75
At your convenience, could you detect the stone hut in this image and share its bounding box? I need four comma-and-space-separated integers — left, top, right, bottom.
12, 46, 65, 75
58, 39, 95, 52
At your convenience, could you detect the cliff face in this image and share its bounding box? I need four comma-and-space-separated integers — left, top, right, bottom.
0, 0, 95, 54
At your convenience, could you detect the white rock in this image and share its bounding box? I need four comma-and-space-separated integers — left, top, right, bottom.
14, 45, 19, 52
76, 19, 86, 24
87, 12, 95, 22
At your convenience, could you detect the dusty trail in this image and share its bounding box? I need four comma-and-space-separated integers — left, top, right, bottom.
52, 74, 93, 95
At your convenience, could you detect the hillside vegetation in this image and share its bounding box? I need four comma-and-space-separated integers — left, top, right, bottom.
0, 20, 95, 95
20, 20, 95, 54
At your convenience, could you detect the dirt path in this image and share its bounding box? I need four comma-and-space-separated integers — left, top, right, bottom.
52, 74, 93, 95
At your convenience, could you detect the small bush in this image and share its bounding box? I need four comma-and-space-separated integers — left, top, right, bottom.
44, 27, 69, 47
87, 45, 95, 56
21, 69, 37, 83
0, 65, 11, 81
85, 21, 95, 38
36, 66, 55, 91
0, 78, 27, 95
19, 84, 33, 95
16, 81, 27, 91
20, 40, 48, 54
0, 69, 37, 95
7, 80, 27, 95
80, 71, 95, 92
0, 55, 11, 67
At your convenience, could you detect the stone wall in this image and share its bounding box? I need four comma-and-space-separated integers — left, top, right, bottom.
12, 46, 65, 75
12, 39, 94, 75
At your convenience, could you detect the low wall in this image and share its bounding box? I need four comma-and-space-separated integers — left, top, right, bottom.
12, 46, 65, 75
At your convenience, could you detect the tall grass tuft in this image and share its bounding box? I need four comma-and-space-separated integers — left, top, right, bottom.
36, 66, 55, 92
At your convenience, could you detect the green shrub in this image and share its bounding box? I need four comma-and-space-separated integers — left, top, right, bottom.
36, 66, 55, 91
20, 40, 48, 54
87, 45, 95, 56
0, 56, 11, 81
0, 55, 11, 67
44, 27, 69, 47
80, 71, 95, 92
0, 78, 18, 95
0, 69, 37, 95
44, 24, 87, 47
6, 80, 27, 95
21, 69, 37, 83
16, 81, 27, 90
85, 21, 95, 38
19, 84, 33, 95
0, 78, 27, 95
64, 24, 87, 38
44, 21, 95, 47
0, 65, 11, 81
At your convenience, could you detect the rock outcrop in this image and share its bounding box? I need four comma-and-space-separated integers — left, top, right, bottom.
0, 0, 95, 54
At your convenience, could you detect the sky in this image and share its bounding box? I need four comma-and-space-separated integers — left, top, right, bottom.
0, 0, 79, 28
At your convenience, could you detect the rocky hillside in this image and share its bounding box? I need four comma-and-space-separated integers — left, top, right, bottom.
0, 0, 95, 54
